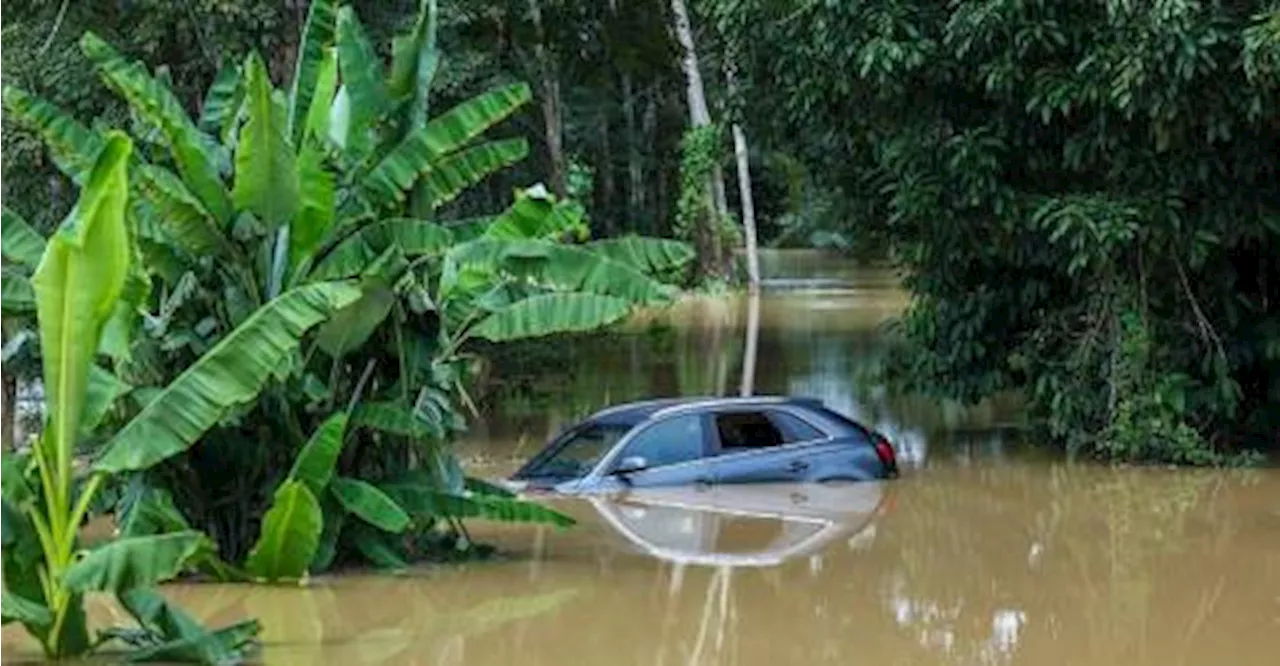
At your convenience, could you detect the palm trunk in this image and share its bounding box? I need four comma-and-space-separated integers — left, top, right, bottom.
529, 0, 568, 197
670, 0, 726, 278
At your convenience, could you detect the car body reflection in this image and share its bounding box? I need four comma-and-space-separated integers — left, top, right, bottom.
583, 481, 887, 568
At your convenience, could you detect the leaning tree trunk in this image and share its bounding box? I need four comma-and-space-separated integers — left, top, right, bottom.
670, 0, 727, 279
529, 0, 568, 197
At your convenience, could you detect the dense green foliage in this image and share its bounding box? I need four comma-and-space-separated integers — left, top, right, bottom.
1, 135, 258, 663
5, 0, 693, 587
734, 0, 1280, 461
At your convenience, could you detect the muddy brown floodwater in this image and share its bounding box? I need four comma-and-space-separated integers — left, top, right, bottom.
4, 250, 1279, 665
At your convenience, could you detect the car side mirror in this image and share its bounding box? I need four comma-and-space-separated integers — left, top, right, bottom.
614, 456, 648, 476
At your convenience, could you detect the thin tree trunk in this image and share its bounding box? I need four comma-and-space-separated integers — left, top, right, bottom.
644, 92, 662, 235
529, 0, 567, 197
670, 0, 726, 277
725, 64, 761, 289
623, 75, 644, 217
739, 288, 760, 396
609, 0, 645, 223
598, 105, 617, 235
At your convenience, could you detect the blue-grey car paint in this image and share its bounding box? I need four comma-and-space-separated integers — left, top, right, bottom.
516, 397, 892, 495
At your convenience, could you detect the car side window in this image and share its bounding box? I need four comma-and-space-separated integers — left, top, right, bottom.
714, 410, 825, 454
616, 414, 706, 469
765, 410, 826, 443
714, 411, 786, 452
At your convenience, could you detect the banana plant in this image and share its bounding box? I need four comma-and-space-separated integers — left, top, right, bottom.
0, 134, 262, 663
3, 0, 694, 576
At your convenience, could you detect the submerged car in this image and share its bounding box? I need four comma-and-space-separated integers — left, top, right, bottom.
508, 396, 898, 494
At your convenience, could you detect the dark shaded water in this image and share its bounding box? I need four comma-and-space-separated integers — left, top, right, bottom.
4, 251, 1278, 665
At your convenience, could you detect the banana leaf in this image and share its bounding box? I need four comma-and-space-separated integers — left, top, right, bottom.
244, 480, 323, 582
94, 281, 361, 474
331, 476, 410, 533
233, 53, 300, 229
469, 293, 633, 342
0, 86, 105, 183
63, 532, 209, 593
2, 207, 47, 268
287, 413, 348, 493
288, 0, 340, 143
361, 83, 531, 204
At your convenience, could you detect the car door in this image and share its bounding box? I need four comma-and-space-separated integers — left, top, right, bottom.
708, 409, 829, 483
606, 413, 713, 488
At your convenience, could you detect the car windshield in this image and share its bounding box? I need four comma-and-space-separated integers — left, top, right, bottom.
522, 423, 632, 479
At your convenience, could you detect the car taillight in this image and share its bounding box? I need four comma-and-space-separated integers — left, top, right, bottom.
873, 433, 898, 473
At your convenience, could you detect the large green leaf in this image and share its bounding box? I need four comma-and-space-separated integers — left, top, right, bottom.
381, 485, 574, 527
310, 219, 452, 281
361, 83, 532, 205
287, 413, 348, 493
352, 401, 442, 439
481, 188, 552, 239
334, 6, 388, 158
0, 86, 105, 183
314, 285, 395, 357
196, 61, 242, 141
1, 454, 34, 505
63, 531, 207, 593
33, 133, 133, 478
1, 590, 51, 628
331, 476, 411, 533
388, 0, 440, 131
117, 588, 260, 664
310, 497, 345, 573
421, 138, 529, 209
94, 282, 361, 474
289, 0, 339, 143
451, 239, 675, 304
117, 486, 192, 537
290, 147, 337, 272
586, 237, 696, 276
81, 33, 232, 224
304, 48, 340, 144
134, 165, 231, 258
81, 365, 131, 437
2, 207, 47, 268
469, 293, 633, 342
233, 53, 300, 229
1, 270, 36, 315
244, 480, 322, 582
347, 523, 408, 571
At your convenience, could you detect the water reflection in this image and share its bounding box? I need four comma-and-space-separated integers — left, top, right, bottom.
587, 482, 885, 568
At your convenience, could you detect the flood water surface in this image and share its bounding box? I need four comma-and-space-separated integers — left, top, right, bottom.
4, 251, 1278, 665
11, 464, 1277, 665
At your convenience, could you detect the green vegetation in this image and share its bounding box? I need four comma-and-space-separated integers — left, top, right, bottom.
731, 0, 1280, 463
2, 135, 258, 662
2, 0, 694, 608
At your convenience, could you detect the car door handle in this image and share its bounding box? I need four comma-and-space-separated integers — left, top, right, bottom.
788, 460, 809, 472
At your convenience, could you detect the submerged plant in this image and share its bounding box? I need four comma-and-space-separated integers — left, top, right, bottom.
0, 134, 259, 663
4, 0, 695, 579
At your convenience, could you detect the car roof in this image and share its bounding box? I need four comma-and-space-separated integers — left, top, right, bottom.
588, 396, 825, 427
